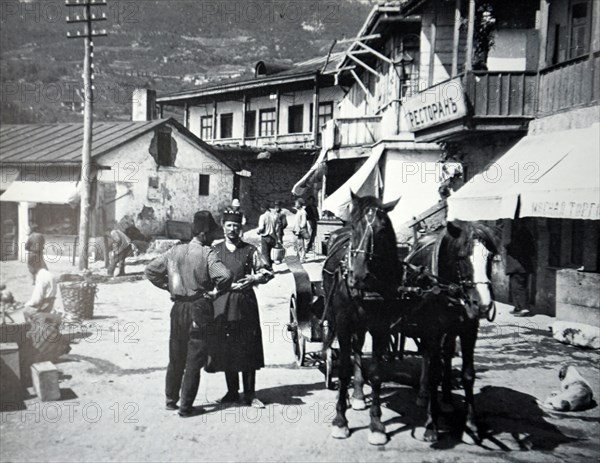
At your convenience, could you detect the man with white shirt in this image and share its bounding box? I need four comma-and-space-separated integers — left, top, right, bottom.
24, 261, 57, 320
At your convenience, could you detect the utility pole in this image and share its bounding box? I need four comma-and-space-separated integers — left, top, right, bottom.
66, 0, 107, 270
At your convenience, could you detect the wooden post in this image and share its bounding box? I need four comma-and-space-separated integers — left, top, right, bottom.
452, 0, 462, 75
183, 102, 189, 129
275, 89, 280, 142
241, 94, 247, 145
312, 75, 320, 145
159, 104, 164, 119
212, 101, 217, 140
538, 0, 550, 69
465, 0, 476, 71
428, 7, 437, 87
66, 0, 107, 270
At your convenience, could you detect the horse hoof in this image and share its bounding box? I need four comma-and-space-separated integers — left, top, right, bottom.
352, 398, 367, 410
440, 401, 454, 413
368, 431, 388, 446
331, 426, 350, 439
424, 428, 439, 443
416, 396, 428, 408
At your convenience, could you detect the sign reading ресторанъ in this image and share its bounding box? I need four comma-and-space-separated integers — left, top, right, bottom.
402, 78, 468, 131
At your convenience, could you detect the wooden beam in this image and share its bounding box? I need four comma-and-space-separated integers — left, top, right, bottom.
336, 33, 381, 45
275, 89, 280, 142
323, 66, 356, 75
451, 0, 462, 76
312, 76, 320, 145
355, 40, 394, 65
350, 69, 370, 98
465, 0, 476, 71
347, 53, 381, 78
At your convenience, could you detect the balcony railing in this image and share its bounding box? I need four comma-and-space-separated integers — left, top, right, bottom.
206, 133, 317, 149
463, 70, 537, 118
334, 116, 382, 147
538, 52, 600, 116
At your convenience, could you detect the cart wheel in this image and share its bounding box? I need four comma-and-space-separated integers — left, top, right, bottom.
290, 296, 306, 367
325, 347, 336, 390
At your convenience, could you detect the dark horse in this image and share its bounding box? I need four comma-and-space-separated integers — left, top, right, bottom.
402, 219, 499, 443
322, 192, 400, 445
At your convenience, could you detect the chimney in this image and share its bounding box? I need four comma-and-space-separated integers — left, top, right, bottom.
132, 88, 157, 121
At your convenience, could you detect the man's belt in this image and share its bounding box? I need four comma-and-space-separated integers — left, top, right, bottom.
171, 293, 210, 303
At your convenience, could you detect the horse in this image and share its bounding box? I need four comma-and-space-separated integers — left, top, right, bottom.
401, 219, 499, 443
322, 192, 400, 445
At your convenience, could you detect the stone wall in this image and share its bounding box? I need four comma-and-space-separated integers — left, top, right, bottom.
240, 156, 314, 226
556, 269, 600, 328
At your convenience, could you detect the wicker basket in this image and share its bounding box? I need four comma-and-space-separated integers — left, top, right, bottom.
59, 281, 97, 321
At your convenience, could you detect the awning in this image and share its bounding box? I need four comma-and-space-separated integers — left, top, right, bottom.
0, 181, 80, 205
447, 124, 600, 221
291, 148, 328, 196
322, 145, 384, 220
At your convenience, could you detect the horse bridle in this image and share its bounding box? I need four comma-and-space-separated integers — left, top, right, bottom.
347, 207, 381, 264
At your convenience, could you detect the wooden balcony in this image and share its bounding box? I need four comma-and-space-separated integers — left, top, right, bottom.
334, 116, 382, 147
410, 70, 537, 142
537, 52, 600, 116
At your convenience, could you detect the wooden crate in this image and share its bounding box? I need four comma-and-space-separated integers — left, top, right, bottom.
31, 361, 60, 402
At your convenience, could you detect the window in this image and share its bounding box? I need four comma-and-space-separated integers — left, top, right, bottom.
157, 129, 173, 166
259, 108, 276, 136
199, 174, 210, 196
569, 0, 591, 59
219, 113, 233, 139
244, 110, 256, 138
309, 102, 334, 132
200, 116, 213, 140
288, 105, 304, 133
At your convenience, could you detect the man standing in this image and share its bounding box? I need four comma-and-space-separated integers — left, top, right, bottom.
292, 198, 310, 263
145, 211, 233, 416
257, 203, 277, 268
25, 224, 47, 284
208, 209, 273, 408
273, 200, 287, 246
305, 196, 319, 253
106, 226, 133, 277
505, 220, 536, 317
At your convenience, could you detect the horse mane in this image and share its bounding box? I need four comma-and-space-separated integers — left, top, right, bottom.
443, 220, 500, 260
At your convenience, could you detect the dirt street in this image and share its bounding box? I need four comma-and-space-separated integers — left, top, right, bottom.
1, 251, 599, 462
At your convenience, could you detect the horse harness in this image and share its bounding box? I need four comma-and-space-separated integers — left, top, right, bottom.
399, 233, 496, 322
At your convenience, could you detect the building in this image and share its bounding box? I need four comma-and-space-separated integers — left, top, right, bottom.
155, 56, 347, 222
386, 0, 599, 324
0, 116, 236, 261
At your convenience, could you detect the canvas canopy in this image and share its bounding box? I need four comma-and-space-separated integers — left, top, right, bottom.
447, 124, 600, 221
0, 181, 80, 205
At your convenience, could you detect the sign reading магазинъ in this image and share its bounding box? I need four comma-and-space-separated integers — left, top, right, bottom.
402, 78, 468, 131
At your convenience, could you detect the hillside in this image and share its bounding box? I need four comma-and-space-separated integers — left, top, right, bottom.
0, 0, 374, 124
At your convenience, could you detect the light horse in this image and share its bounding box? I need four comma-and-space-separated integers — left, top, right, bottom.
402, 219, 499, 443
322, 192, 400, 445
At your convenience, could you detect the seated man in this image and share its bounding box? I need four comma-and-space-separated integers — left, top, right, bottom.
23, 261, 57, 321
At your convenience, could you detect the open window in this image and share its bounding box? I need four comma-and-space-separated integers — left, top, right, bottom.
288, 104, 304, 133
220, 113, 233, 139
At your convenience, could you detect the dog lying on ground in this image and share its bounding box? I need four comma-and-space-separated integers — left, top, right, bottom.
542, 365, 594, 412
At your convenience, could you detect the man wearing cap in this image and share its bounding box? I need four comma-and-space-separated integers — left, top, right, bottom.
145, 211, 233, 416
207, 208, 273, 408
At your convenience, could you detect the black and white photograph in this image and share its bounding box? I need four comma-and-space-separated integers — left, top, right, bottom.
0, 0, 599, 461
